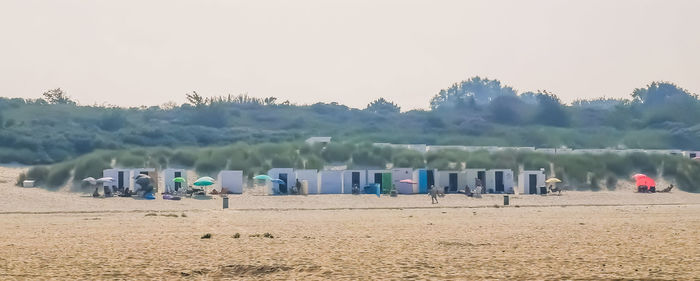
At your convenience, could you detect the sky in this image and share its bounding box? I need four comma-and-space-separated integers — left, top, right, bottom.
0, 0, 698, 110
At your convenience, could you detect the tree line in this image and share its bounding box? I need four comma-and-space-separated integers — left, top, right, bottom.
1, 77, 698, 165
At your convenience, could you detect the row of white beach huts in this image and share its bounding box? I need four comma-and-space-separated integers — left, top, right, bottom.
103, 168, 550, 195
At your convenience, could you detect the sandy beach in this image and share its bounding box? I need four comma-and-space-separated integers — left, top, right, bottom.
2, 166, 700, 280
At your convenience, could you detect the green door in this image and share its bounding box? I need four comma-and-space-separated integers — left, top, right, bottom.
381, 173, 392, 194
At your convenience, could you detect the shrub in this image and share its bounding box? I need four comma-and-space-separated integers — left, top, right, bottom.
392, 149, 424, 168
26, 166, 50, 184
170, 150, 197, 167
304, 155, 324, 170
194, 158, 224, 176
603, 154, 632, 176
321, 143, 353, 163
605, 176, 617, 191
15, 172, 26, 186
46, 164, 73, 188
270, 155, 294, 168
626, 153, 658, 176
115, 153, 146, 167
351, 150, 386, 168
73, 156, 111, 181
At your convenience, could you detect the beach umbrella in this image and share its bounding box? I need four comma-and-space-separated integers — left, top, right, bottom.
270, 179, 286, 185
193, 177, 215, 186
545, 178, 562, 184
135, 177, 151, 187
399, 179, 417, 184
82, 177, 97, 185
632, 173, 647, 179
96, 177, 114, 183
134, 174, 151, 179
173, 177, 186, 183
643, 176, 656, 187
254, 175, 273, 181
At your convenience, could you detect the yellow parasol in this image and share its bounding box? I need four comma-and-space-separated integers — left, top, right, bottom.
545, 178, 562, 184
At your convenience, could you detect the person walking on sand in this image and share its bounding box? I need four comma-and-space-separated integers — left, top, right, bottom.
429, 185, 438, 204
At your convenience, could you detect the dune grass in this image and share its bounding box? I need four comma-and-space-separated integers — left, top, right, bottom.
15, 142, 700, 193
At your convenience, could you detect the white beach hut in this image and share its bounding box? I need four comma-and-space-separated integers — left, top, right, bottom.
684, 150, 700, 159
367, 169, 390, 191
162, 168, 187, 194
464, 169, 487, 192
392, 168, 414, 194
319, 170, 343, 194
218, 170, 243, 194
268, 168, 295, 194
295, 169, 319, 194
132, 168, 156, 192
102, 168, 131, 190
518, 170, 546, 194
342, 170, 367, 194
412, 169, 437, 194
436, 170, 468, 193
485, 169, 514, 194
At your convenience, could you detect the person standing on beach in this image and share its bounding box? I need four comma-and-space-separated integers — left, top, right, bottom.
294, 179, 302, 195
475, 178, 483, 194
429, 185, 438, 204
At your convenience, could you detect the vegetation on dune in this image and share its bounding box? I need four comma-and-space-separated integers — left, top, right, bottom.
15, 142, 700, 193
4, 76, 700, 193
1, 78, 699, 166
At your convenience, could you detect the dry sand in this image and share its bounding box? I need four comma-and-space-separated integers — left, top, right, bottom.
1, 166, 700, 280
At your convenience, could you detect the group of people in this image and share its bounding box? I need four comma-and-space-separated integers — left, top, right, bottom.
637, 184, 657, 193
92, 185, 135, 198
428, 178, 486, 204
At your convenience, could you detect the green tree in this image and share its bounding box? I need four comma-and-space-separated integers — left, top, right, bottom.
99, 111, 128, 131
632, 81, 697, 106
487, 95, 527, 125
534, 91, 570, 127
365, 98, 400, 113
42, 88, 75, 105
430, 76, 517, 109
185, 91, 206, 106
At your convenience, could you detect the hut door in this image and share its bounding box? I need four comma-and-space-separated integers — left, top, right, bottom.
174, 171, 182, 190
495, 171, 504, 192
374, 173, 382, 186
418, 170, 428, 193
528, 174, 537, 194
691, 153, 697, 158
352, 172, 360, 187
279, 173, 288, 194
477, 171, 485, 186
381, 173, 392, 194
449, 173, 458, 192
427, 170, 435, 190
118, 171, 124, 188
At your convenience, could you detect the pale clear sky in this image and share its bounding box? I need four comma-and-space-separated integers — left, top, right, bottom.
1, 0, 698, 110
